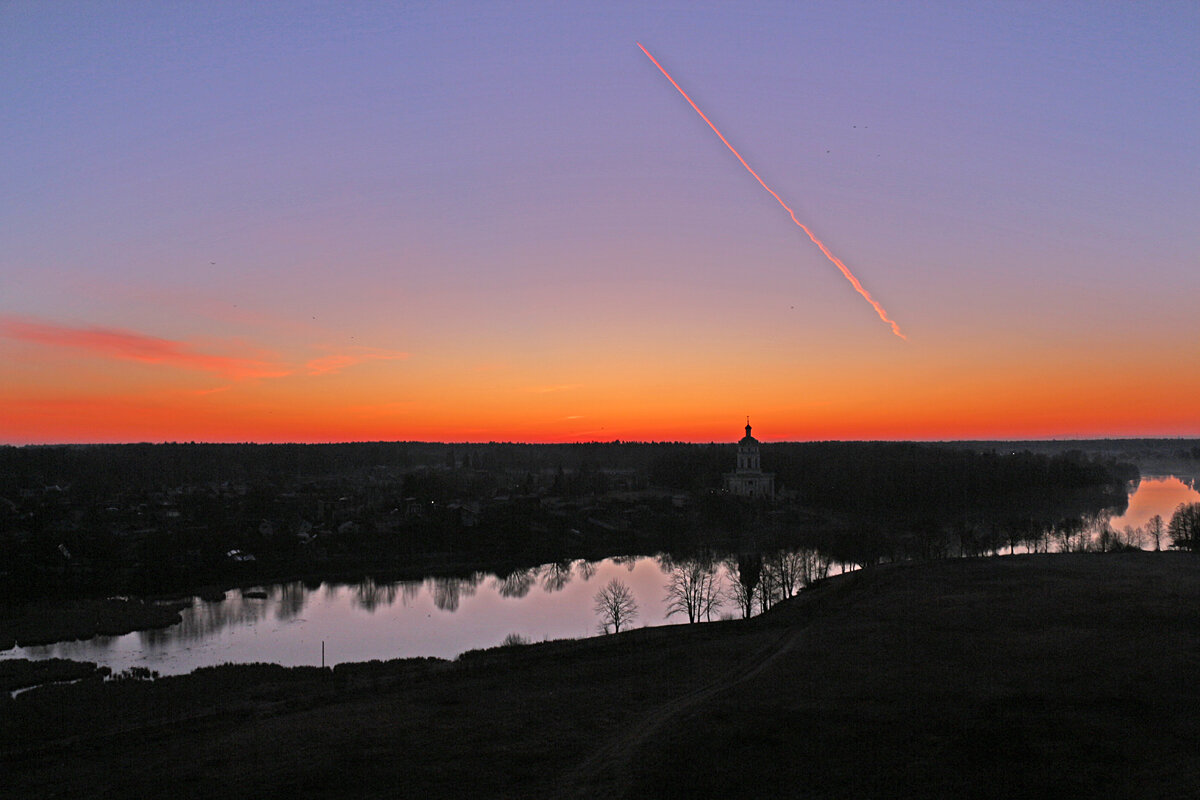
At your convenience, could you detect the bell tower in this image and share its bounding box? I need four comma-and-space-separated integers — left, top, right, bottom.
723, 418, 774, 499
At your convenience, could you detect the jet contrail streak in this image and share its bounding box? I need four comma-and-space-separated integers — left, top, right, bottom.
637, 42, 906, 340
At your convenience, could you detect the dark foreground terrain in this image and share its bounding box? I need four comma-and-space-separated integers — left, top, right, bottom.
3, 552, 1197, 799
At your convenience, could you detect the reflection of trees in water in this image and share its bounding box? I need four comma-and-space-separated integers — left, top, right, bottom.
540, 560, 574, 593
574, 559, 597, 582
353, 578, 404, 612
348, 578, 425, 611
141, 594, 273, 645
493, 568, 537, 599
399, 580, 423, 606
611, 555, 639, 572
275, 582, 308, 621
327, 578, 423, 611
428, 574, 481, 613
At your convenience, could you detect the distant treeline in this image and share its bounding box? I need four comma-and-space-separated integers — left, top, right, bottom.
0, 439, 1154, 497
0, 441, 1139, 603
657, 440, 1138, 518
1, 441, 684, 496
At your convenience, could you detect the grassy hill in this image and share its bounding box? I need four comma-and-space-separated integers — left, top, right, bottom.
3, 552, 1197, 798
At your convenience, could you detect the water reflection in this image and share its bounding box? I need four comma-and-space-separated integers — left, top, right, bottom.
493, 568, 537, 599
612, 555, 639, 571
400, 579, 423, 606
142, 588, 277, 645
428, 573, 481, 612
277, 582, 307, 620
1110, 475, 1200, 532
3, 475, 1192, 677
539, 561, 573, 593
353, 578, 398, 612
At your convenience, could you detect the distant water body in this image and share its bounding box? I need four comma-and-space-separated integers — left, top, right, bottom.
1109, 475, 1198, 532
4, 476, 1196, 677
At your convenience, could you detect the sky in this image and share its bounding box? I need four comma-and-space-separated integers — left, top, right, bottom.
2, 1, 1198, 444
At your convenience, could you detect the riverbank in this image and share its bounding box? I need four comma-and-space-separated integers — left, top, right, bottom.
0, 596, 190, 650
3, 552, 1197, 798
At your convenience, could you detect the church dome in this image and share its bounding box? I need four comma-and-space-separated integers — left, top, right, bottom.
739, 421, 758, 445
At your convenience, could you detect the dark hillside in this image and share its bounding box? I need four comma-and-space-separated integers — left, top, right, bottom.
3, 553, 1196, 799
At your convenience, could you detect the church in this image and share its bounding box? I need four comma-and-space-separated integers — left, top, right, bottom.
723, 419, 775, 499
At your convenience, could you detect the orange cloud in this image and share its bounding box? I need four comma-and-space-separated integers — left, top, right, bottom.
1, 316, 411, 383
305, 347, 409, 376
0, 316, 291, 379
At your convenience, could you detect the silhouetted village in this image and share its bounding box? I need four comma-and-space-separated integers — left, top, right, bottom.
3, 429, 1190, 605
4, 434, 1200, 800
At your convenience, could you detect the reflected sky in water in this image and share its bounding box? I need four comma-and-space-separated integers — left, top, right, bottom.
2, 557, 681, 676
4, 477, 1192, 677
1109, 476, 1199, 531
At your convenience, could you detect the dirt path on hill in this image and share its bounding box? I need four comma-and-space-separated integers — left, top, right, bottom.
562, 623, 807, 798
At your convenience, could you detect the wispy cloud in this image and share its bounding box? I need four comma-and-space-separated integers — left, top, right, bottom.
0, 316, 289, 379
1, 316, 409, 382
305, 347, 409, 376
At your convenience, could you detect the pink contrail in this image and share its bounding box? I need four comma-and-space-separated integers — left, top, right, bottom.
637, 43, 906, 340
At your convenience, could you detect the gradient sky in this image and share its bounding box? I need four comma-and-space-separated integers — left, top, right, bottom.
3, 1, 1198, 444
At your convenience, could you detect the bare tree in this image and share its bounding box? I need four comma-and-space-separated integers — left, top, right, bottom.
723, 553, 761, 619
663, 555, 723, 623
1169, 502, 1200, 551
1095, 521, 1118, 553
766, 547, 831, 601
1146, 514, 1165, 551
758, 561, 780, 614
593, 578, 638, 634
766, 549, 805, 600
1121, 525, 1144, 550
1053, 517, 1087, 553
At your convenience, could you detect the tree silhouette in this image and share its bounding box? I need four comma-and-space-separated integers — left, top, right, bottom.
724, 553, 761, 619
663, 555, 723, 623
1146, 514, 1165, 551
593, 578, 638, 634
1169, 502, 1200, 551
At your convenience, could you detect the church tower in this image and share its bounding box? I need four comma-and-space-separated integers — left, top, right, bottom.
723, 419, 775, 499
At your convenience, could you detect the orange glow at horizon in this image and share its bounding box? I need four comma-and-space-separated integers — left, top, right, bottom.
4, 314, 1199, 446
6, 372, 1199, 445
637, 42, 906, 340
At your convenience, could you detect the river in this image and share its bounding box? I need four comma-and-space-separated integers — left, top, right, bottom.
3, 475, 1196, 677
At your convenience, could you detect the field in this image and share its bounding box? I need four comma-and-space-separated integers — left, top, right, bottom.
3, 552, 1197, 798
